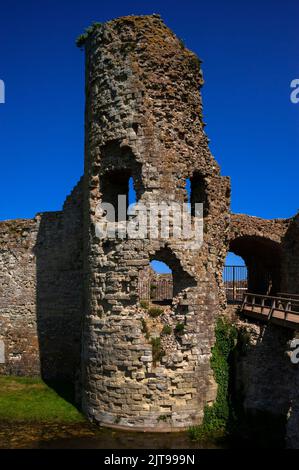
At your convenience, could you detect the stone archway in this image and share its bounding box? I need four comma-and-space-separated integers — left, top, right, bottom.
229, 235, 282, 295
229, 214, 289, 295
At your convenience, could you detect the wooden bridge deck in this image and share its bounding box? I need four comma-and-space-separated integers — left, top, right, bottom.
240, 293, 299, 329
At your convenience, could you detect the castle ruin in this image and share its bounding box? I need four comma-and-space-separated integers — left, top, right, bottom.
0, 15, 298, 435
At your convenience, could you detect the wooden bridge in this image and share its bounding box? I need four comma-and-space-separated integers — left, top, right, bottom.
240, 293, 299, 329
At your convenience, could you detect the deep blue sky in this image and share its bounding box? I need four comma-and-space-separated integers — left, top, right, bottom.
0, 0, 298, 229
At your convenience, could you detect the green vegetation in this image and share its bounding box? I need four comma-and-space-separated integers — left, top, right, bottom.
161, 325, 172, 335
140, 318, 150, 340
148, 307, 163, 318
190, 54, 202, 70
0, 377, 84, 423
175, 322, 185, 335
189, 317, 237, 441
76, 34, 87, 49
151, 337, 165, 366
140, 300, 149, 310
157, 414, 169, 422
76, 22, 102, 48
178, 37, 185, 49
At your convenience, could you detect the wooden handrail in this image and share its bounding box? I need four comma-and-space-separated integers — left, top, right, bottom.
244, 292, 299, 303
277, 292, 299, 300
242, 292, 299, 317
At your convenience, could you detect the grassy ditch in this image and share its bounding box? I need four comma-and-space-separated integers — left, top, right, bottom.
0, 376, 84, 423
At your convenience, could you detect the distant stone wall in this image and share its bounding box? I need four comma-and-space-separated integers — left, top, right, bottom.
230, 213, 289, 243
138, 266, 173, 301
0, 179, 83, 381
0, 218, 40, 375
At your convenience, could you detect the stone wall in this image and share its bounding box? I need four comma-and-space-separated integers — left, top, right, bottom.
138, 266, 173, 302
0, 218, 40, 375
230, 312, 299, 448
226, 215, 299, 446
0, 179, 83, 381
281, 213, 299, 294
235, 318, 293, 416
230, 213, 289, 243
81, 14, 230, 431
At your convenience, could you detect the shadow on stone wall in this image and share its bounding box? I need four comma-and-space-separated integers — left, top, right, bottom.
229, 236, 282, 295
233, 321, 294, 448
34, 181, 83, 401
281, 213, 299, 294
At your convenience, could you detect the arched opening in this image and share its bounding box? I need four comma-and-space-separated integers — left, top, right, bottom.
150, 246, 196, 297
99, 141, 143, 222
138, 247, 196, 306
138, 262, 173, 306
228, 235, 282, 297
100, 169, 132, 221
149, 260, 173, 305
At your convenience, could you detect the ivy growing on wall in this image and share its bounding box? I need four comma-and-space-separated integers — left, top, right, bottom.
189, 317, 238, 440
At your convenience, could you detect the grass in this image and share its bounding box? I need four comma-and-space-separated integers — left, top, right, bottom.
140, 318, 150, 340
76, 22, 102, 48
140, 300, 149, 309
0, 376, 84, 423
148, 307, 163, 318
175, 322, 185, 335
151, 337, 165, 366
161, 325, 172, 335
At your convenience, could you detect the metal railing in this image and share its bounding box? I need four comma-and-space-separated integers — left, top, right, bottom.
223, 265, 248, 303
138, 276, 173, 302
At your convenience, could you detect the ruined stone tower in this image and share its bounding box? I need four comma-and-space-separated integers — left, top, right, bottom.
0, 12, 298, 444
81, 15, 231, 430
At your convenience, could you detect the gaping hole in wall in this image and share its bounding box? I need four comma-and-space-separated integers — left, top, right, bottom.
100, 141, 143, 222
186, 172, 208, 217
150, 260, 173, 305
139, 261, 173, 306
229, 236, 281, 296
152, 247, 197, 297
138, 247, 196, 306
100, 169, 132, 221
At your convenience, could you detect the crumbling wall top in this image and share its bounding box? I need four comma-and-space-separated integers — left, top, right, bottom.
230, 213, 290, 244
